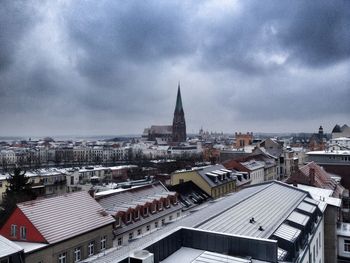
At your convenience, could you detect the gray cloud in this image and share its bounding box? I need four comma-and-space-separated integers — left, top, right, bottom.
0, 0, 349, 136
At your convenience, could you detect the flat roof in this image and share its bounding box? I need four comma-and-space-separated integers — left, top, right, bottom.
160, 247, 264, 263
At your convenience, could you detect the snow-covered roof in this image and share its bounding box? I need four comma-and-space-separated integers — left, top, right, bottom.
17, 191, 115, 244
0, 235, 23, 257
296, 184, 341, 208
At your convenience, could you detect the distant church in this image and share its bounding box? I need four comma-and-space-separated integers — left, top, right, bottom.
142, 84, 187, 144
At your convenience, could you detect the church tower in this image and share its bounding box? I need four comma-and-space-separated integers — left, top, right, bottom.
172, 83, 186, 143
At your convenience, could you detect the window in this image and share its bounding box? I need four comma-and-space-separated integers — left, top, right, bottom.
155, 221, 158, 228
151, 203, 156, 213
143, 206, 148, 216
10, 224, 17, 237
161, 219, 165, 225
319, 232, 321, 248
115, 216, 121, 227
74, 247, 81, 262
137, 229, 142, 236
158, 202, 163, 210
134, 210, 140, 220
100, 236, 107, 250
146, 225, 150, 231
344, 240, 350, 252
126, 212, 132, 223
128, 232, 133, 240
88, 241, 94, 256
58, 252, 67, 263
165, 199, 170, 208
169, 215, 173, 221
20, 226, 26, 240
179, 179, 184, 184
177, 212, 180, 218
117, 237, 122, 246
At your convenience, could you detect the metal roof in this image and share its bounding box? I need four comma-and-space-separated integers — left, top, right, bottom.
97, 184, 175, 212
297, 201, 317, 215
17, 191, 115, 244
197, 164, 236, 187
198, 182, 307, 238
0, 235, 23, 257
192, 251, 251, 263
273, 223, 301, 242
287, 211, 310, 226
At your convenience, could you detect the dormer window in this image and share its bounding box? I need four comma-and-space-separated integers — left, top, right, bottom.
158, 201, 163, 211
151, 203, 156, 213
165, 198, 170, 208
133, 209, 140, 220
143, 207, 149, 216
172, 196, 178, 205
115, 216, 121, 227
126, 212, 132, 223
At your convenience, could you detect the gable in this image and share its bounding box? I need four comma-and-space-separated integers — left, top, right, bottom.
0, 207, 47, 243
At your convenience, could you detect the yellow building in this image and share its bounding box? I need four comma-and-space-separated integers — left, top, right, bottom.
171, 164, 236, 199
0, 176, 8, 204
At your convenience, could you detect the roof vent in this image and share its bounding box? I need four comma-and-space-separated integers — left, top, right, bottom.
249, 217, 255, 224
258, 226, 264, 231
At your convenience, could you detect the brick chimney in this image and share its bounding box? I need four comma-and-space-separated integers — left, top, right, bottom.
309, 168, 315, 185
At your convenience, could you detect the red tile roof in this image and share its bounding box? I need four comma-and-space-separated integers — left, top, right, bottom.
287, 162, 344, 198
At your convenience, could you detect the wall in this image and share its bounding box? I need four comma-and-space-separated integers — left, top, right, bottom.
25, 224, 114, 263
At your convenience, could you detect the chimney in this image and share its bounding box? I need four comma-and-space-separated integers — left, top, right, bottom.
309, 168, 315, 185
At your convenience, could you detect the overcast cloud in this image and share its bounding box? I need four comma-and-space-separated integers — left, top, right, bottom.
0, 0, 349, 136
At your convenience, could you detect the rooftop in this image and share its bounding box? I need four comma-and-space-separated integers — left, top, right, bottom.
17, 191, 115, 244
0, 235, 23, 258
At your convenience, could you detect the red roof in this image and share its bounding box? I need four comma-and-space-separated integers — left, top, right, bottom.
287, 162, 344, 198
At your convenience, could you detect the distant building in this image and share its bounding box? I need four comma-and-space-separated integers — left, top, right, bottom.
309, 126, 327, 151
306, 150, 350, 190
143, 83, 187, 144
332, 124, 350, 139
171, 164, 237, 199
172, 85, 186, 143
234, 132, 253, 148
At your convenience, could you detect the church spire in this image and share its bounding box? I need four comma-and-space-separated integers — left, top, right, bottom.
172, 82, 186, 143
175, 82, 183, 113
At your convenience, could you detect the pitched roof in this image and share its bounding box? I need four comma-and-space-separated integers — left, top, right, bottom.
150, 125, 173, 135
197, 182, 309, 239
97, 183, 176, 213
0, 235, 23, 257
287, 162, 345, 198
17, 191, 115, 244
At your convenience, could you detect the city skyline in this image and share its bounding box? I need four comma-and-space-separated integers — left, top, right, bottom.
1, 0, 349, 136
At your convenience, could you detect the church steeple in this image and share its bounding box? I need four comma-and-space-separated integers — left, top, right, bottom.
175, 82, 183, 114
172, 83, 186, 143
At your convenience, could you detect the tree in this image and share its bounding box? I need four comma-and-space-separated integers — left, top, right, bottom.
0, 167, 36, 226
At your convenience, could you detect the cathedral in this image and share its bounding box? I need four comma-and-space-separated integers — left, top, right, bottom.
142, 83, 187, 144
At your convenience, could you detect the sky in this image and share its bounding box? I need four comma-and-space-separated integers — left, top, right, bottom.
0, 0, 349, 136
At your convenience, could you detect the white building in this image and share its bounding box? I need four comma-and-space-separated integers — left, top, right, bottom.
240, 160, 265, 184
